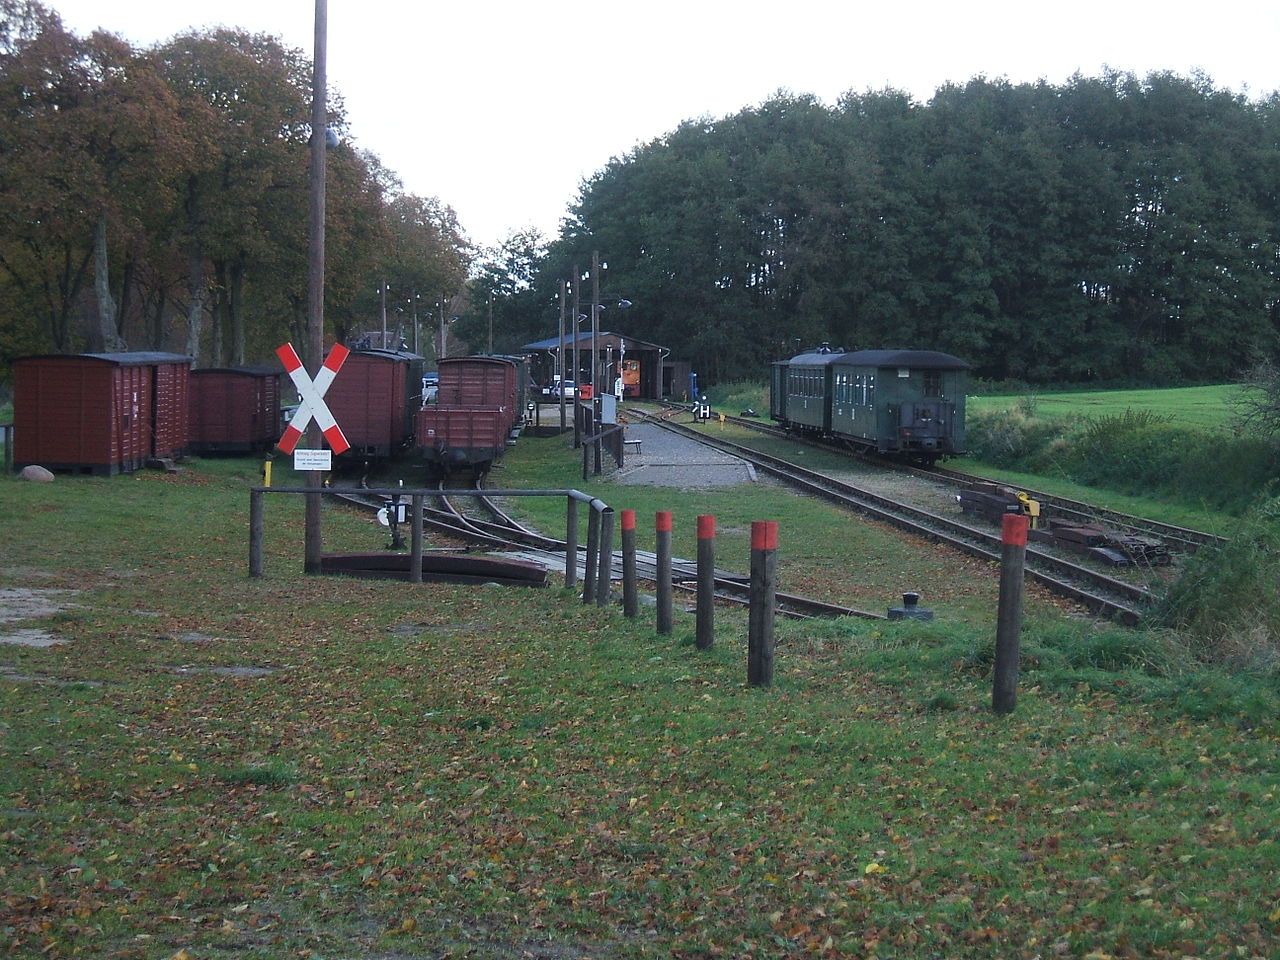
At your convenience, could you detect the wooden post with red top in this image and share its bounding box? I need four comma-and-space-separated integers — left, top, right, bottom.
748, 521, 778, 687
696, 515, 716, 649
656, 511, 673, 634
621, 509, 638, 617
993, 508, 1029, 714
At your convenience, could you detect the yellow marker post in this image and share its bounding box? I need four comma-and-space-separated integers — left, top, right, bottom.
262, 460, 272, 487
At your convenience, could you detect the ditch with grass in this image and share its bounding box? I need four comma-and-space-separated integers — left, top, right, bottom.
2, 427, 1278, 959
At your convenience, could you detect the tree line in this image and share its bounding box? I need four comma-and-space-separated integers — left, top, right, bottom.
0, 0, 470, 375
524, 72, 1280, 386
5, 0, 1278, 392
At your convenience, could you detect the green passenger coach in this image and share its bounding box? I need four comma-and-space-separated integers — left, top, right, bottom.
771, 347, 969, 465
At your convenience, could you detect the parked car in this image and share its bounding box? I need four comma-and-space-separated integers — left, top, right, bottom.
547, 380, 577, 399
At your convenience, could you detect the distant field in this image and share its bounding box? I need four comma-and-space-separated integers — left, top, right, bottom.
970, 384, 1245, 431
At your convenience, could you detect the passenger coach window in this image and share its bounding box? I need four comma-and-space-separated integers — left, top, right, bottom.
924, 371, 942, 396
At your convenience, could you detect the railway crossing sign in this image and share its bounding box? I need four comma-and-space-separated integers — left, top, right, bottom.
275, 342, 351, 455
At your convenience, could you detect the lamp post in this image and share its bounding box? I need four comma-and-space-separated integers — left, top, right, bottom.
557, 282, 568, 428
378, 279, 389, 347
408, 292, 421, 354
564, 255, 633, 444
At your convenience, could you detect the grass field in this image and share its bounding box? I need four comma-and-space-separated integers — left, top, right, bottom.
968, 385, 1246, 431
2, 437, 1279, 959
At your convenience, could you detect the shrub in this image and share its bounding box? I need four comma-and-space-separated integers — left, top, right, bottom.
1157, 494, 1280, 674
964, 403, 1067, 467
967, 404, 1279, 515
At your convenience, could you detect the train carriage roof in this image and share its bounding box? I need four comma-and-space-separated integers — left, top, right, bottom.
836, 349, 970, 370
779, 351, 847, 368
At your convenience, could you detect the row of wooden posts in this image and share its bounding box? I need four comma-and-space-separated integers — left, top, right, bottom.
576, 507, 780, 687
586, 505, 1030, 711
249, 487, 1029, 709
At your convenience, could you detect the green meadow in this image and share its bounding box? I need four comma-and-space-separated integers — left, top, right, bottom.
2, 427, 1278, 959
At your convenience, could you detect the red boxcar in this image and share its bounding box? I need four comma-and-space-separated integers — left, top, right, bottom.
189, 367, 282, 453
13, 352, 191, 475
323, 348, 426, 459
415, 356, 520, 477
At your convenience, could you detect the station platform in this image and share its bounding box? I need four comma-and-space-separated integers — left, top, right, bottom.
612, 421, 756, 488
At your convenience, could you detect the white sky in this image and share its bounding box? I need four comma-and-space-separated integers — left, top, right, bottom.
45, 0, 1280, 251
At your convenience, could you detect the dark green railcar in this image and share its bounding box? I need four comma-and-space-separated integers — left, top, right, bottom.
773, 349, 845, 435
770, 347, 968, 465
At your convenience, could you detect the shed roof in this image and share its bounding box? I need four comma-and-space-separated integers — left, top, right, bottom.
523, 331, 669, 352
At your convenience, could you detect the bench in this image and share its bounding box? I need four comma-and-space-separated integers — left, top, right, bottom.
623, 438, 642, 456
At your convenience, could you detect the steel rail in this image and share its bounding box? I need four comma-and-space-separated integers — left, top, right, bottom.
698, 404, 1225, 555
327, 488, 883, 621
635, 411, 1151, 624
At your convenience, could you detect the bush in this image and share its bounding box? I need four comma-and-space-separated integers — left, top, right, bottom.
1157, 495, 1280, 675
963, 402, 1069, 467
966, 404, 1279, 515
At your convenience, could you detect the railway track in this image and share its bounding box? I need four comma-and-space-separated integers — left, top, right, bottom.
673, 403, 1226, 555
326, 485, 886, 622
634, 410, 1156, 625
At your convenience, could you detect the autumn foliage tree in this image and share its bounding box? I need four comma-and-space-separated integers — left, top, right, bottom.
0, 0, 470, 378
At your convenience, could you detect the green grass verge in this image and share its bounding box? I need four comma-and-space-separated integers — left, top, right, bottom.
1, 447, 1278, 959
969, 384, 1245, 431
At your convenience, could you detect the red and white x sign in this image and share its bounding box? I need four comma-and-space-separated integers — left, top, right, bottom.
276, 342, 351, 455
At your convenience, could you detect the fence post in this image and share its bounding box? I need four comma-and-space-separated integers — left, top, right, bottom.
565, 496, 579, 591
249, 488, 264, 578
583, 506, 601, 604
595, 507, 614, 607
696, 514, 716, 649
409, 494, 424, 584
747, 521, 778, 687
993, 509, 1029, 714
621, 509, 638, 617
656, 510, 673, 634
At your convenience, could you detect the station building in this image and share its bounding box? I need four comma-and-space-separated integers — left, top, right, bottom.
522, 331, 689, 400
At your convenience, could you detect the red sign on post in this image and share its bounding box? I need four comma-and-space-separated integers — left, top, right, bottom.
276, 342, 350, 455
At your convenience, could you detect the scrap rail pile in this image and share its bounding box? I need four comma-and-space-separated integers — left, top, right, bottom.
957, 482, 1170, 567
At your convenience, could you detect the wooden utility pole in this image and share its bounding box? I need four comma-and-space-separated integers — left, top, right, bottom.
304, 0, 328, 574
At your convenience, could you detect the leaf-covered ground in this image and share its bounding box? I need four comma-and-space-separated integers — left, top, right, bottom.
1, 451, 1277, 959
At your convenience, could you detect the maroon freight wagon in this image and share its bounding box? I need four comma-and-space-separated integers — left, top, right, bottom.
415, 356, 520, 477
13, 352, 192, 475
322, 347, 426, 459
189, 367, 282, 453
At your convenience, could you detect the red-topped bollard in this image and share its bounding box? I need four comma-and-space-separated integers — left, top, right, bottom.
993, 508, 1029, 714
748, 521, 778, 687
621, 509, 638, 618
696, 515, 716, 649
656, 511, 673, 634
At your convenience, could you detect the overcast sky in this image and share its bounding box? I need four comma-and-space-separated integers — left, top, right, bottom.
45, 0, 1280, 251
